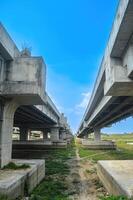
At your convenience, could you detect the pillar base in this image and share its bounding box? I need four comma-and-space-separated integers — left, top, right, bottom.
82, 139, 116, 150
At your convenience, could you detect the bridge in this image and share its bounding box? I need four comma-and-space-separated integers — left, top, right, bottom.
77, 0, 133, 145
0, 23, 72, 167
14, 94, 71, 141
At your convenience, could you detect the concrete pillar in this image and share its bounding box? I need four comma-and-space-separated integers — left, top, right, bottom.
94, 128, 101, 141
43, 131, 48, 140
0, 100, 18, 168
50, 127, 59, 141
84, 134, 88, 139
60, 130, 66, 140
19, 127, 28, 141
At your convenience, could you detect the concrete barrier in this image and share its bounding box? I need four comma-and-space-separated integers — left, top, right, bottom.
82, 139, 116, 149
97, 160, 133, 198
0, 159, 45, 199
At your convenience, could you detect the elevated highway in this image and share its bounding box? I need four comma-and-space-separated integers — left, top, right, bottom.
0, 23, 71, 167
77, 0, 133, 139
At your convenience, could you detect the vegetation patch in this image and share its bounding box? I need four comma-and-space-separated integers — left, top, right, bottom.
99, 195, 132, 200
0, 195, 10, 200
30, 178, 68, 200
77, 134, 133, 162
46, 160, 70, 175
86, 168, 96, 174
2, 162, 30, 170
30, 141, 75, 200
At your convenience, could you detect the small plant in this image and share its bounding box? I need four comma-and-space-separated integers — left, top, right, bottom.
99, 195, 131, 200
86, 168, 96, 174
3, 162, 30, 170
94, 179, 103, 189
0, 195, 10, 200
46, 160, 70, 175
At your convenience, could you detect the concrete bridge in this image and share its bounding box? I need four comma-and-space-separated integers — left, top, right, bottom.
77, 0, 133, 145
0, 23, 72, 167
14, 94, 71, 142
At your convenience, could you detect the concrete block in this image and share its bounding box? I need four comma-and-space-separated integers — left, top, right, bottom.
82, 140, 116, 149
0, 159, 45, 199
97, 160, 133, 198
53, 140, 67, 148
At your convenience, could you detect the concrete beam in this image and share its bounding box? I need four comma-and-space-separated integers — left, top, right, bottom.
0, 23, 19, 59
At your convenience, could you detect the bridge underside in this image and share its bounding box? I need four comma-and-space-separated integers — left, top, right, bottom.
14, 105, 56, 129
79, 96, 133, 137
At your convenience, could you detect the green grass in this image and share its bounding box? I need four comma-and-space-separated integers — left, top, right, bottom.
102, 133, 133, 141
78, 134, 133, 161
99, 195, 132, 200
2, 162, 30, 170
46, 160, 70, 175
30, 178, 68, 200
30, 141, 76, 200
0, 195, 10, 200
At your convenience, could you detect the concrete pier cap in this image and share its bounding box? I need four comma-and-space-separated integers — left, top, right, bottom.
0, 23, 46, 105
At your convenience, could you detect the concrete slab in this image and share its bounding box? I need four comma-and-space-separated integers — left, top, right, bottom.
13, 140, 67, 151
12, 142, 67, 159
82, 140, 116, 149
53, 140, 67, 148
0, 159, 45, 199
97, 160, 133, 198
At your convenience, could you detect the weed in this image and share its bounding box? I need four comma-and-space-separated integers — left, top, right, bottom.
30, 142, 75, 199
86, 168, 96, 174
2, 162, 30, 170
99, 195, 132, 200
46, 160, 70, 175
0, 195, 10, 200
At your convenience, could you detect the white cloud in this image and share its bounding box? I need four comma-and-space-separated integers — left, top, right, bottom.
74, 91, 91, 117
77, 92, 91, 109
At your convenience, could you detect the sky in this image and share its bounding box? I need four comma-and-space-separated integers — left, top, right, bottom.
1, 0, 133, 134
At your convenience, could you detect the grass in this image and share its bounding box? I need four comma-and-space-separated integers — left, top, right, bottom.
99, 195, 132, 200
86, 168, 96, 174
102, 133, 133, 141
30, 178, 68, 200
0, 195, 10, 200
77, 134, 133, 200
30, 141, 76, 200
46, 160, 70, 175
2, 162, 30, 170
77, 134, 133, 162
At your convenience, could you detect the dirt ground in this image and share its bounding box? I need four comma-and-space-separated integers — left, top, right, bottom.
66, 148, 107, 200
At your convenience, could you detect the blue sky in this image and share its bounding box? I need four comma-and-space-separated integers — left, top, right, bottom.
1, 0, 133, 134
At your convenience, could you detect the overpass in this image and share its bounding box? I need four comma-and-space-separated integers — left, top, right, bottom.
14, 94, 71, 140
0, 23, 72, 167
77, 0, 133, 142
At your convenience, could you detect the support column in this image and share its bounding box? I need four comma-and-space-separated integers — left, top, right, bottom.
94, 128, 101, 141
43, 131, 48, 140
19, 127, 28, 141
0, 100, 18, 168
84, 134, 88, 139
50, 127, 59, 141
60, 130, 66, 140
